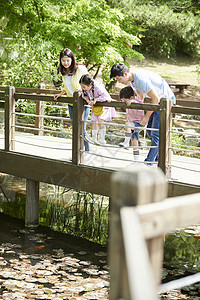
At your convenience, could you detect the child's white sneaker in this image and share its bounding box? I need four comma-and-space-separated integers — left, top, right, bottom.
119, 141, 129, 149
90, 137, 100, 145
98, 138, 107, 145
126, 161, 140, 167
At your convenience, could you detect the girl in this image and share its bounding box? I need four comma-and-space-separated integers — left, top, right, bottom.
54, 48, 90, 151
79, 74, 116, 145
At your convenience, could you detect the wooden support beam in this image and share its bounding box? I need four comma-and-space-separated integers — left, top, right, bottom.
158, 98, 173, 178
35, 83, 45, 136
72, 92, 84, 165
0, 150, 113, 196
5, 86, 15, 151
0, 150, 199, 198
25, 179, 39, 227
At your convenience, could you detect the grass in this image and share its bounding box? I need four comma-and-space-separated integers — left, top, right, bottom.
126, 55, 199, 86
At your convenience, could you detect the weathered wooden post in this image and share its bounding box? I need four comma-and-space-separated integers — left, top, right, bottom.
25, 179, 39, 227
72, 92, 84, 164
158, 98, 173, 178
5, 86, 15, 151
35, 83, 45, 136
109, 166, 167, 300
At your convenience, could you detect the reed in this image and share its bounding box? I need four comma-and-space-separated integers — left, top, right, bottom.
39, 185, 109, 245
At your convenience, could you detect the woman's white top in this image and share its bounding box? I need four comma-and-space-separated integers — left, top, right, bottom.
64, 75, 74, 95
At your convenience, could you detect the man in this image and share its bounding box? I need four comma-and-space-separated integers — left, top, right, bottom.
110, 63, 176, 164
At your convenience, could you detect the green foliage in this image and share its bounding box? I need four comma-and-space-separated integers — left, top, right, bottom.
164, 229, 200, 276
197, 65, 200, 83
0, 0, 143, 87
40, 188, 109, 245
172, 132, 200, 158
106, 0, 200, 15
126, 4, 200, 57
106, 1, 200, 58
0, 36, 59, 87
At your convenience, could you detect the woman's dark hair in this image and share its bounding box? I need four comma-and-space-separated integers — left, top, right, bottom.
79, 74, 94, 99
59, 48, 77, 76
119, 86, 136, 99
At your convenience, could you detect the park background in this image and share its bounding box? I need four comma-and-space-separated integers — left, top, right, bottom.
0, 0, 200, 299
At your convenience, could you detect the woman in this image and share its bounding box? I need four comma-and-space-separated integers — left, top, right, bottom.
54, 48, 90, 151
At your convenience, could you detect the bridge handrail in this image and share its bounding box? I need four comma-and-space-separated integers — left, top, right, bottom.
3, 85, 200, 179
110, 167, 200, 300
0, 85, 199, 108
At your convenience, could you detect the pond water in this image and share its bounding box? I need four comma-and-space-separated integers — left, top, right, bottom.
0, 174, 200, 298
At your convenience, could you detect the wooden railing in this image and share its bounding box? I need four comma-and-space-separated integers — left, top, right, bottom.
0, 85, 199, 227
109, 167, 200, 300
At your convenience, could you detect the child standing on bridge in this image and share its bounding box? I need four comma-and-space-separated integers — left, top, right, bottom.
119, 86, 145, 164
79, 74, 116, 145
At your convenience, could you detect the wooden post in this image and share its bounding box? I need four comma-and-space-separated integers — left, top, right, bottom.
35, 83, 45, 136
158, 98, 173, 178
5, 86, 15, 151
25, 179, 39, 227
109, 167, 167, 300
72, 92, 84, 165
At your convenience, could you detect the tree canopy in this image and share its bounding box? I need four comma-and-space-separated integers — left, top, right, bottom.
0, 0, 143, 87
0, 0, 199, 88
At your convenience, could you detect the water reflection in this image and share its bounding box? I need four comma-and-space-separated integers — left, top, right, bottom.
0, 174, 200, 280
0, 175, 109, 245
164, 229, 200, 278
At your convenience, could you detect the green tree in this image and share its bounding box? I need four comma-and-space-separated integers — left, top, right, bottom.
106, 0, 200, 15
0, 0, 143, 86
0, 36, 59, 87
122, 4, 200, 57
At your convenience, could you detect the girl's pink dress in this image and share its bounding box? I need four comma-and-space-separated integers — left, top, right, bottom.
81, 81, 116, 121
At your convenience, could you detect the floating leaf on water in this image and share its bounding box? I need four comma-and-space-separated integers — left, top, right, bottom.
99, 270, 109, 275
77, 251, 87, 255
99, 260, 107, 264
0, 260, 7, 266
36, 270, 53, 276
43, 288, 57, 294
95, 251, 107, 257
15, 274, 26, 280
19, 255, 29, 259
37, 278, 49, 283
5, 250, 15, 254
83, 288, 109, 299
1, 270, 14, 278
67, 274, 77, 281
84, 269, 99, 276
25, 277, 38, 283
79, 261, 91, 266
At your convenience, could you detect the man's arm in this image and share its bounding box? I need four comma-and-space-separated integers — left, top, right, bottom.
140, 88, 159, 125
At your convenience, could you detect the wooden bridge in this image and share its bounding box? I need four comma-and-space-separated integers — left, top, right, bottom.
0, 85, 199, 224
0, 85, 200, 299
